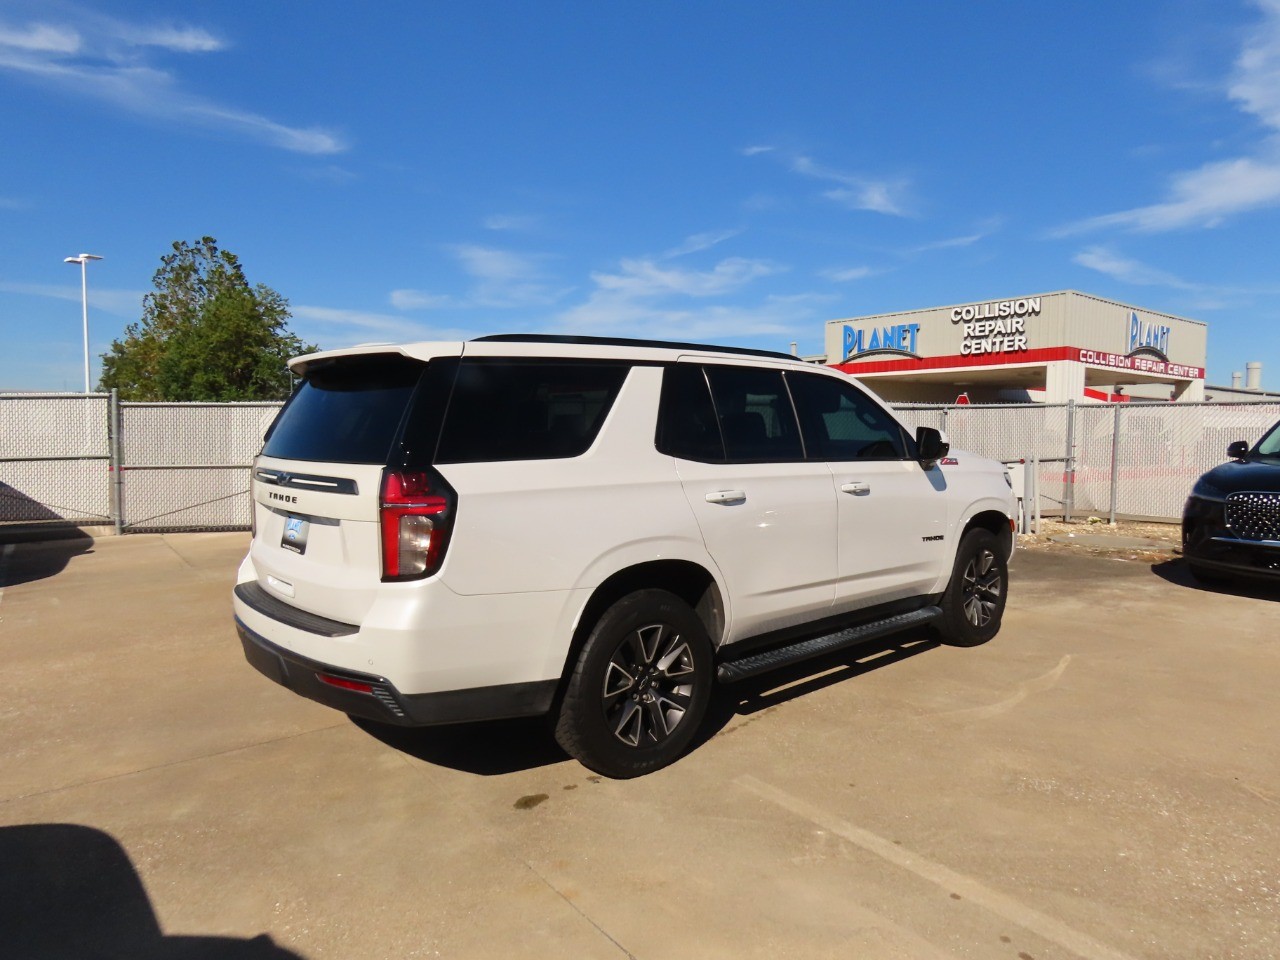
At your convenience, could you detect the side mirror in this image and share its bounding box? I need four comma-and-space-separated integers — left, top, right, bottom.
1227, 440, 1250, 460
916, 426, 950, 465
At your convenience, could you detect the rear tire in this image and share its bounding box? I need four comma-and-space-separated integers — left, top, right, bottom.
554, 589, 713, 779
936, 528, 1007, 647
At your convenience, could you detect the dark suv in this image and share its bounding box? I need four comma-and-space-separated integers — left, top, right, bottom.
1183, 419, 1280, 583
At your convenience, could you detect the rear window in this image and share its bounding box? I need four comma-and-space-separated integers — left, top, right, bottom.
262, 356, 424, 464
435, 360, 630, 463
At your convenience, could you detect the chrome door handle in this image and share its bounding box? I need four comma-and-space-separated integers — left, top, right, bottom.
840, 482, 870, 495
705, 490, 746, 504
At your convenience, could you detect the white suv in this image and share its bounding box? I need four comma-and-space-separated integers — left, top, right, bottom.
233, 335, 1015, 777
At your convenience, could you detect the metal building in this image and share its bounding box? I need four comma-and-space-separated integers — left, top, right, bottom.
825, 290, 1207, 403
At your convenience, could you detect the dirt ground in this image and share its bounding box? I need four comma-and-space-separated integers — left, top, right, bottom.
1018, 517, 1181, 563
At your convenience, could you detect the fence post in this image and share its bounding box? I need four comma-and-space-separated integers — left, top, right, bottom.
940, 406, 949, 434
1021, 458, 1032, 534
1108, 403, 1121, 525
1063, 400, 1076, 522
109, 389, 124, 535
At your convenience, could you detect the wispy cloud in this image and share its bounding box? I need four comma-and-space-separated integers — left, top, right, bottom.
1055, 0, 1280, 234
291, 305, 458, 344
660, 228, 742, 259
910, 232, 986, 253
542, 241, 806, 344
820, 265, 878, 283
483, 214, 536, 232
1072, 246, 1201, 290
450, 244, 570, 307
0, 279, 143, 316
0, 23, 79, 53
789, 155, 911, 217
553, 294, 808, 344
592, 257, 781, 298
389, 289, 452, 310
0, 10, 345, 154
742, 146, 911, 217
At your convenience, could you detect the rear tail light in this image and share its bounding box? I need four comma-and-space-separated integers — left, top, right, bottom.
379, 468, 455, 581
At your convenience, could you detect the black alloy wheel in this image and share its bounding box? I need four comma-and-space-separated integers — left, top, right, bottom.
937, 528, 1007, 647
961, 545, 1003, 628
602, 620, 697, 747
555, 589, 713, 778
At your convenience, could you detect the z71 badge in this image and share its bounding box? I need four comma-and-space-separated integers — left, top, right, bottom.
940, 457, 959, 466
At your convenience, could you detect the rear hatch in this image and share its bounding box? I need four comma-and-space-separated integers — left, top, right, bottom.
248, 345, 461, 625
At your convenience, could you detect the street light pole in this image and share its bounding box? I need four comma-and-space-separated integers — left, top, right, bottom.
64, 253, 103, 393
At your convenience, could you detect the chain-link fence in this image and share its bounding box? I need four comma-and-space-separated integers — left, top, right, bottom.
0, 393, 114, 524
4, 393, 1280, 532
893, 400, 1280, 523
119, 402, 282, 531
1, 393, 282, 532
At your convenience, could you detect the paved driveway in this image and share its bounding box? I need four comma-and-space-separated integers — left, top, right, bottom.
1, 532, 1277, 959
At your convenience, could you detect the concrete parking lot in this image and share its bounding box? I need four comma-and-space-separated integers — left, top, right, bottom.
1, 531, 1277, 959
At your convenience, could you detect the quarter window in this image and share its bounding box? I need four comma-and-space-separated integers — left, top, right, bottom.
435, 360, 630, 463
656, 365, 725, 461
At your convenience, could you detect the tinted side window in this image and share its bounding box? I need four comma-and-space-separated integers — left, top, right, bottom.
435, 360, 630, 463
1257, 419, 1280, 458
704, 365, 803, 462
787, 372, 909, 461
656, 365, 725, 461
262, 355, 423, 464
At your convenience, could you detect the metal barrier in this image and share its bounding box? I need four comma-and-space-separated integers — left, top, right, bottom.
3, 393, 1280, 531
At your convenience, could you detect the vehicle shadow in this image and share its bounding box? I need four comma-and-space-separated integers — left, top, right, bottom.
351, 715, 570, 776
354, 630, 940, 777
0, 823, 303, 959
695, 630, 941, 747
1151, 557, 1280, 602
0, 529, 95, 588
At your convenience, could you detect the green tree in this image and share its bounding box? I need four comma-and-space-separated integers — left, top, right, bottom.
99, 237, 316, 401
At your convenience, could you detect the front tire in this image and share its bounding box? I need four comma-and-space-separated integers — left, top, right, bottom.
936, 528, 1007, 647
554, 589, 713, 779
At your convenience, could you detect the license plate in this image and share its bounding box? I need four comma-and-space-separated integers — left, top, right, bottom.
281, 515, 310, 554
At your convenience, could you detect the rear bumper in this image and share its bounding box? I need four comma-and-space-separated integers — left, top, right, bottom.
236, 617, 557, 726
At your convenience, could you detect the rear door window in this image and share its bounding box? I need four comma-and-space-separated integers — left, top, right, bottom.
703, 365, 804, 462
262, 355, 423, 464
434, 360, 630, 463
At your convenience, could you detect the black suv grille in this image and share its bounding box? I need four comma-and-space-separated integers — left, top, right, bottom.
1225, 492, 1280, 542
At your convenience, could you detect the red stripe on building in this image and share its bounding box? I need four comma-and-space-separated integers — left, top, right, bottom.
834, 347, 1203, 380
834, 347, 1078, 375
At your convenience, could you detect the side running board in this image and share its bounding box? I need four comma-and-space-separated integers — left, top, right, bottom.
716, 606, 942, 683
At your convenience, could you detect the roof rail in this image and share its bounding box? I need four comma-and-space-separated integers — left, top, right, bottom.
472, 333, 799, 362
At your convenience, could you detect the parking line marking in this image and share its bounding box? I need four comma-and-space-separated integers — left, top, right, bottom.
737, 775, 1139, 960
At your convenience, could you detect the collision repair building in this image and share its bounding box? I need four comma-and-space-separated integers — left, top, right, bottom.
826, 290, 1207, 404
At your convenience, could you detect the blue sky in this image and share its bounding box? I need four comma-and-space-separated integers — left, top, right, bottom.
2, 0, 1279, 391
